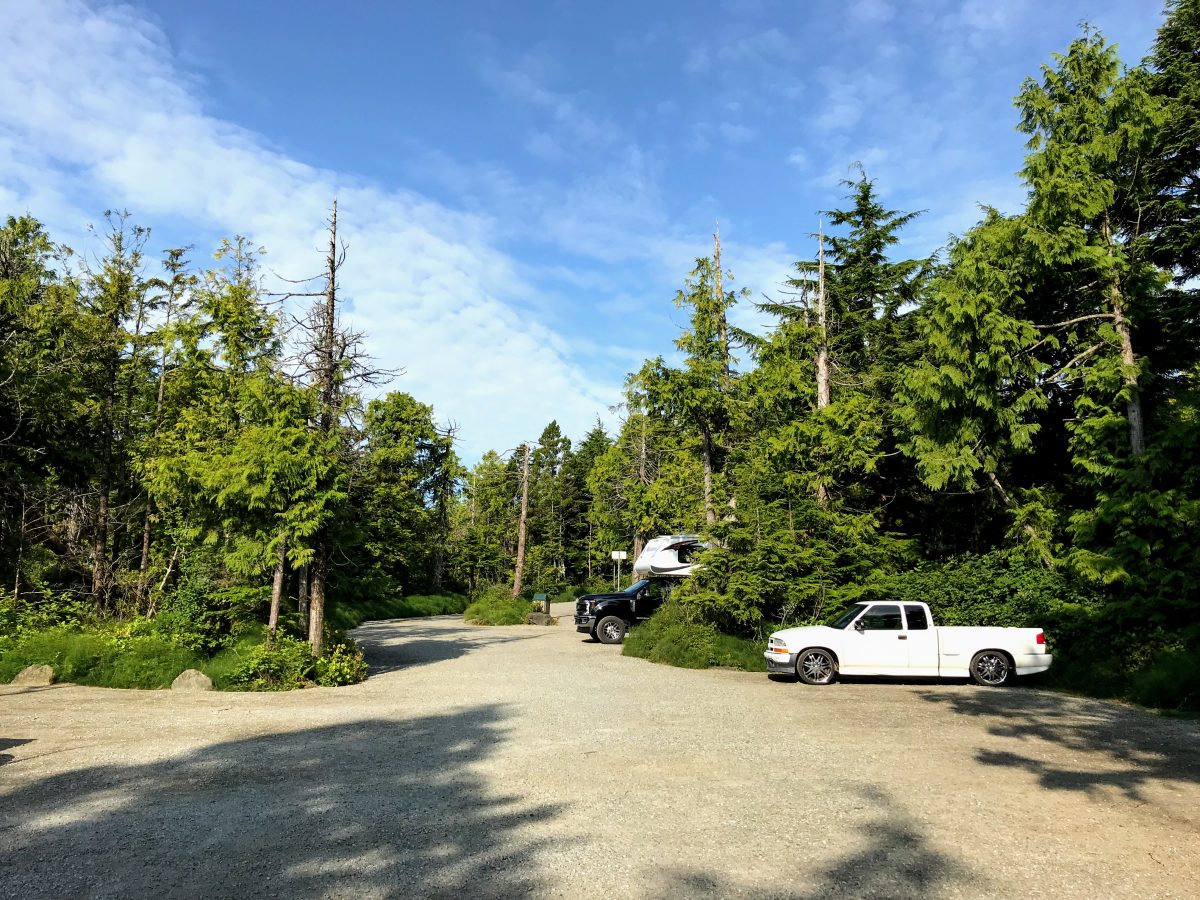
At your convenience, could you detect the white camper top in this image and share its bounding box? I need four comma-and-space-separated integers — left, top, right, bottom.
631, 534, 705, 578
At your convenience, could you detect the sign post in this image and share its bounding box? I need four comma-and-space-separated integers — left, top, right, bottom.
610, 550, 628, 590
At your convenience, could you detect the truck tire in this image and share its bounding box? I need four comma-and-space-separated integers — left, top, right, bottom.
796, 648, 837, 685
596, 616, 627, 645
970, 650, 1011, 686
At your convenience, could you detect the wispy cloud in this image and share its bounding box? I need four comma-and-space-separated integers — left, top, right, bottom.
0, 0, 622, 458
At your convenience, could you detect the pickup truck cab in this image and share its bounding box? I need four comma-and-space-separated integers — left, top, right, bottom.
764, 601, 1051, 686
574, 578, 671, 644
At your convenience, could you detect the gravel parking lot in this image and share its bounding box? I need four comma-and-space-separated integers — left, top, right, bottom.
2, 610, 1198, 899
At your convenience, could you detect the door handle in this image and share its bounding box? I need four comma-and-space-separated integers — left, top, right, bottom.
897, 635, 907, 640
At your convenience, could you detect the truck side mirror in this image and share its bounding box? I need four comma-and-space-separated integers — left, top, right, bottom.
854, 620, 866, 633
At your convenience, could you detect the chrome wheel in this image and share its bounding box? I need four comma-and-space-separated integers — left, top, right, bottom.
797, 649, 836, 686
596, 615, 627, 645
971, 651, 1010, 686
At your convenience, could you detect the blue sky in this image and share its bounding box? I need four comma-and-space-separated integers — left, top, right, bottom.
1, 0, 1163, 460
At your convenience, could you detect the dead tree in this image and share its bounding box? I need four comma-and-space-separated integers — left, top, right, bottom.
814, 220, 830, 506
512, 443, 531, 599
277, 200, 395, 656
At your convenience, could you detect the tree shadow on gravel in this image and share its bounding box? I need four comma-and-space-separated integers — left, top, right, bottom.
352, 621, 541, 676
917, 688, 1200, 801
0, 738, 32, 766
0, 705, 565, 899
650, 785, 973, 899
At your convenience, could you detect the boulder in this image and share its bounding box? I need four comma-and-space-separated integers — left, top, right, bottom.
12, 664, 55, 686
526, 612, 558, 626
171, 669, 213, 692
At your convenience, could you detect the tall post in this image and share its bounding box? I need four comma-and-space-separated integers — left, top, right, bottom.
512, 443, 531, 599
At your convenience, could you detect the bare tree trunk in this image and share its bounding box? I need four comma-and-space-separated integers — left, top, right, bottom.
297, 564, 310, 627
701, 427, 716, 525
92, 479, 110, 606
13, 495, 26, 598
308, 201, 340, 657
512, 443, 530, 598
268, 536, 287, 642
713, 224, 731, 389
308, 547, 327, 656
635, 413, 650, 555
815, 221, 831, 507
1102, 213, 1145, 457
139, 292, 175, 600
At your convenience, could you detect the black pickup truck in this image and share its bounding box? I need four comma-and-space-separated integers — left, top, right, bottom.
574, 578, 672, 644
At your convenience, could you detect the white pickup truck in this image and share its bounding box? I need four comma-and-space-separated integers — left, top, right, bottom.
764, 601, 1051, 686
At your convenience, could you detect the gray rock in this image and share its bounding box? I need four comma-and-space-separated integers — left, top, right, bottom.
526, 612, 558, 626
12, 664, 55, 686
171, 669, 213, 692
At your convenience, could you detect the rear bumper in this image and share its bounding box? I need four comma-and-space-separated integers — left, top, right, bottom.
764, 650, 797, 675
1014, 653, 1053, 676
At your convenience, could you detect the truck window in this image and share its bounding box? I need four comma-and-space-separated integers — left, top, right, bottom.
859, 604, 902, 631
903, 605, 929, 630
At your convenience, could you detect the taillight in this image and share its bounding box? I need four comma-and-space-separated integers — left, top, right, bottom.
1036, 632, 1046, 645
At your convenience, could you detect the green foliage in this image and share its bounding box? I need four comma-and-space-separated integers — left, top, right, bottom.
621, 600, 766, 671
1129, 650, 1200, 711
463, 585, 535, 626
227, 635, 314, 691
314, 639, 369, 687
0, 626, 204, 689
860, 550, 1093, 628
327, 592, 469, 630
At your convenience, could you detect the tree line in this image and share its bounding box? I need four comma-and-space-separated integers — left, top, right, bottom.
2, 7, 1197, 697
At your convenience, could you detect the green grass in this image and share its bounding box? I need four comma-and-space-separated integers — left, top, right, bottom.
328, 592, 470, 630
0, 627, 206, 689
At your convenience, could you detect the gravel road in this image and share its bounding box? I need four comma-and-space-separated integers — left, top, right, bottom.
2, 609, 1198, 899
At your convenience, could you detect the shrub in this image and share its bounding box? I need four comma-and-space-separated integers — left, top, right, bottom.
1129, 650, 1200, 711
227, 636, 314, 691
0, 626, 205, 688
463, 585, 535, 626
314, 640, 369, 686
0, 593, 93, 652
622, 601, 718, 669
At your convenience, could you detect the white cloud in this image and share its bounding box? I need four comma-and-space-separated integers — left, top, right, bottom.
850, 0, 896, 25
719, 122, 756, 144
0, 0, 621, 458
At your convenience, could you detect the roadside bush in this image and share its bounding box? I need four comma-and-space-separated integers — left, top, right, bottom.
202, 630, 270, 689
227, 635, 314, 691
153, 582, 270, 655
1128, 650, 1200, 711
708, 632, 768, 672
0, 626, 205, 688
314, 639, 369, 686
622, 601, 716, 669
463, 585, 535, 626
0, 593, 93, 652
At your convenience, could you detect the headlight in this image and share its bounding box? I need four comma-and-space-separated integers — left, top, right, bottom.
767, 637, 788, 652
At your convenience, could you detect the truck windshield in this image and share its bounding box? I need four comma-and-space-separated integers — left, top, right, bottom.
622, 579, 649, 594
826, 604, 868, 630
